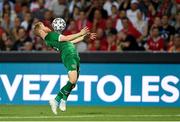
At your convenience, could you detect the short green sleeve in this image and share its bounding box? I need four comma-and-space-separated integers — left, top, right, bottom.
45, 32, 60, 42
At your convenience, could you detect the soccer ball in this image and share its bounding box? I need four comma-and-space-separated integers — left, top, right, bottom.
52, 18, 66, 32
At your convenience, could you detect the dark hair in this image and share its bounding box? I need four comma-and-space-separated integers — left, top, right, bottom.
151, 26, 159, 31
2, 1, 11, 16
121, 16, 129, 21
17, 27, 26, 33
110, 28, 117, 35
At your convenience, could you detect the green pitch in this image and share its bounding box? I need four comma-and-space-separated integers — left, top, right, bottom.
0, 105, 180, 121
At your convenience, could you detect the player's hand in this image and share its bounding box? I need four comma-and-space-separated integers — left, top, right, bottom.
89, 33, 96, 40
80, 26, 90, 35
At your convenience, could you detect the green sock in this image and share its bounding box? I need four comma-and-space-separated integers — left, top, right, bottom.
55, 91, 63, 102
55, 81, 75, 102
61, 81, 75, 100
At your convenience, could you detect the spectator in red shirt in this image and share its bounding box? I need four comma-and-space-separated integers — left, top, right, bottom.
88, 28, 107, 51
88, 39, 101, 51
64, 19, 79, 35
96, 28, 108, 51
106, 28, 117, 51
109, 4, 119, 28
146, 27, 164, 51
147, 3, 157, 26
88, 27, 116, 51
105, 18, 114, 35
76, 10, 92, 31
91, 9, 106, 32
121, 17, 142, 39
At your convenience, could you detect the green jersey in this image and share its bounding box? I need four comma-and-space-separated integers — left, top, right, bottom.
44, 32, 79, 62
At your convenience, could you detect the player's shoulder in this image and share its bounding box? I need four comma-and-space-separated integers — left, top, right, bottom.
45, 31, 60, 40
47, 31, 58, 35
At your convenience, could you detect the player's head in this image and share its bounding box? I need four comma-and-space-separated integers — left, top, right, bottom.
33, 22, 51, 36
33, 22, 44, 36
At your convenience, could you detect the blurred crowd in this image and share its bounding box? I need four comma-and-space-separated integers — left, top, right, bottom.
0, 0, 180, 52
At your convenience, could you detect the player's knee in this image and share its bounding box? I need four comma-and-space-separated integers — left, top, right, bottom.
68, 70, 78, 84
69, 77, 77, 84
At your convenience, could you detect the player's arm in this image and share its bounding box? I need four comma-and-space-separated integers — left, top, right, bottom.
71, 35, 86, 44
71, 33, 96, 44
59, 27, 89, 42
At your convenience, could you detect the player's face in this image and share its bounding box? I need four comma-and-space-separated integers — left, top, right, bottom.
39, 24, 50, 33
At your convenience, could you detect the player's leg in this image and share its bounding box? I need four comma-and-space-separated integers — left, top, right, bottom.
55, 59, 78, 100
59, 61, 80, 111
49, 57, 77, 114
60, 70, 77, 100
49, 71, 77, 114
58, 57, 79, 111
49, 57, 79, 114
65, 70, 78, 96
59, 70, 78, 111
62, 58, 80, 99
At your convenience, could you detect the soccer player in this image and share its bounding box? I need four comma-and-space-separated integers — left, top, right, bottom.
33, 22, 96, 114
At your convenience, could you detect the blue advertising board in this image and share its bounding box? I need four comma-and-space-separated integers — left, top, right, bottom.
0, 63, 179, 106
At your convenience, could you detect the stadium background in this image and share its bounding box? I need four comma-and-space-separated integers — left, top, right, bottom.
0, 0, 180, 121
